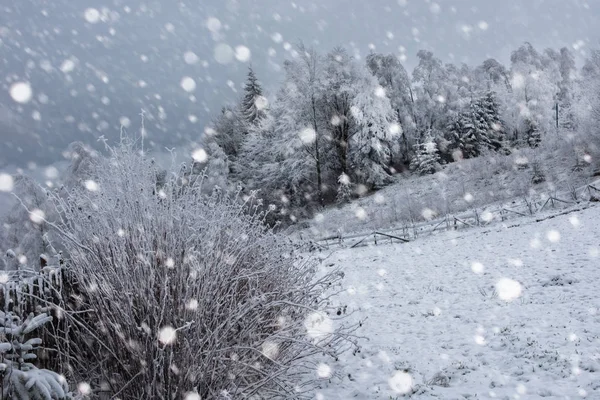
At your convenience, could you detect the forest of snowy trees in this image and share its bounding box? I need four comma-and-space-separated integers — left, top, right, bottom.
196, 42, 600, 222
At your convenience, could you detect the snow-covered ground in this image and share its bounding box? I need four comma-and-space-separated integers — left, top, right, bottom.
316, 204, 600, 399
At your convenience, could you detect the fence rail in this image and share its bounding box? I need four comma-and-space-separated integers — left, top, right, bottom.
306, 181, 600, 251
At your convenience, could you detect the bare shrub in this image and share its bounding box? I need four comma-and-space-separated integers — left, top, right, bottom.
49, 140, 355, 399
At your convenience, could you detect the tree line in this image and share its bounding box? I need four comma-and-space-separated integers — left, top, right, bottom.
193, 42, 600, 223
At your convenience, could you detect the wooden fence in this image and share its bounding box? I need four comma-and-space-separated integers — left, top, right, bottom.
308, 182, 600, 251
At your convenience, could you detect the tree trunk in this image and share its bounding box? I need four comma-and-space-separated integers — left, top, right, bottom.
311, 97, 324, 206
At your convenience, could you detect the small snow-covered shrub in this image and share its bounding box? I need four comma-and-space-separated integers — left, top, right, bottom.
49, 140, 354, 399
0, 311, 71, 399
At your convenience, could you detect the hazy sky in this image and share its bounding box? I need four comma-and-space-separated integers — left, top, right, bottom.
0, 0, 598, 170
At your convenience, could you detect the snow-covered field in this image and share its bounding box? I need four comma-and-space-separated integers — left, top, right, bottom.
316, 204, 600, 399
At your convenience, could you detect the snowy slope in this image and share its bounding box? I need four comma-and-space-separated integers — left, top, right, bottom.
315, 204, 600, 399
298, 148, 597, 241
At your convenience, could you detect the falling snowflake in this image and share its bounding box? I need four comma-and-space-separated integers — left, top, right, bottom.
206, 17, 221, 32
299, 128, 316, 143
183, 51, 199, 65
60, 59, 76, 73
388, 371, 414, 394
496, 278, 522, 301
271, 32, 283, 43
355, 207, 367, 220
84, 180, 98, 192
255, 95, 269, 110
10, 82, 33, 104
235, 45, 251, 62
77, 382, 92, 395
184, 392, 201, 400
317, 363, 332, 379
374, 86, 386, 98
547, 230, 560, 243
0, 174, 14, 192
388, 122, 402, 135
84, 8, 101, 24
180, 77, 197, 92
471, 261, 484, 274
214, 43, 234, 64
192, 148, 208, 163
186, 299, 199, 311
29, 209, 46, 224
158, 326, 177, 345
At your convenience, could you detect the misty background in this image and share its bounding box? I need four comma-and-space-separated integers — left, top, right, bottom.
0, 0, 598, 173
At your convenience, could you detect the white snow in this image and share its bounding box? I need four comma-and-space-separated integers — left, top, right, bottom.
316, 204, 600, 398
83, 8, 101, 24
180, 77, 197, 93
213, 43, 234, 64
299, 127, 316, 143
205, 17, 222, 33
158, 326, 176, 345
0, 174, 13, 192
235, 45, 251, 62
9, 82, 33, 104
183, 51, 199, 65
191, 148, 207, 163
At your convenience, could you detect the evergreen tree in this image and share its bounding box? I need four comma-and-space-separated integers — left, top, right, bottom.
349, 72, 397, 189
524, 118, 541, 148
410, 130, 440, 175
210, 106, 246, 166
447, 111, 479, 160
477, 91, 509, 152
0, 311, 71, 399
240, 67, 266, 126
479, 90, 510, 154
336, 173, 352, 204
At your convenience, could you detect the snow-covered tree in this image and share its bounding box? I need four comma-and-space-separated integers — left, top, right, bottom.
240, 67, 267, 126
273, 44, 329, 205
336, 173, 352, 204
0, 311, 71, 399
474, 91, 509, 153
209, 106, 247, 162
1, 175, 56, 271
446, 111, 479, 160
412, 50, 448, 136
349, 74, 397, 188
410, 130, 440, 175
366, 53, 415, 163
510, 42, 561, 143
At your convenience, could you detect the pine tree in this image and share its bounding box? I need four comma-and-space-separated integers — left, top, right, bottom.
447, 112, 479, 160
470, 99, 493, 151
240, 67, 266, 126
524, 118, 541, 148
336, 173, 352, 204
410, 130, 440, 175
0, 311, 71, 399
477, 91, 509, 153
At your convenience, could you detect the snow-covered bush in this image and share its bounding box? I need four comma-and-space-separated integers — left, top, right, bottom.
0, 311, 71, 399
49, 139, 355, 399
531, 159, 546, 184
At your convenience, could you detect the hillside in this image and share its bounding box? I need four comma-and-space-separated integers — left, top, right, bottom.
297, 142, 599, 240
315, 203, 600, 399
